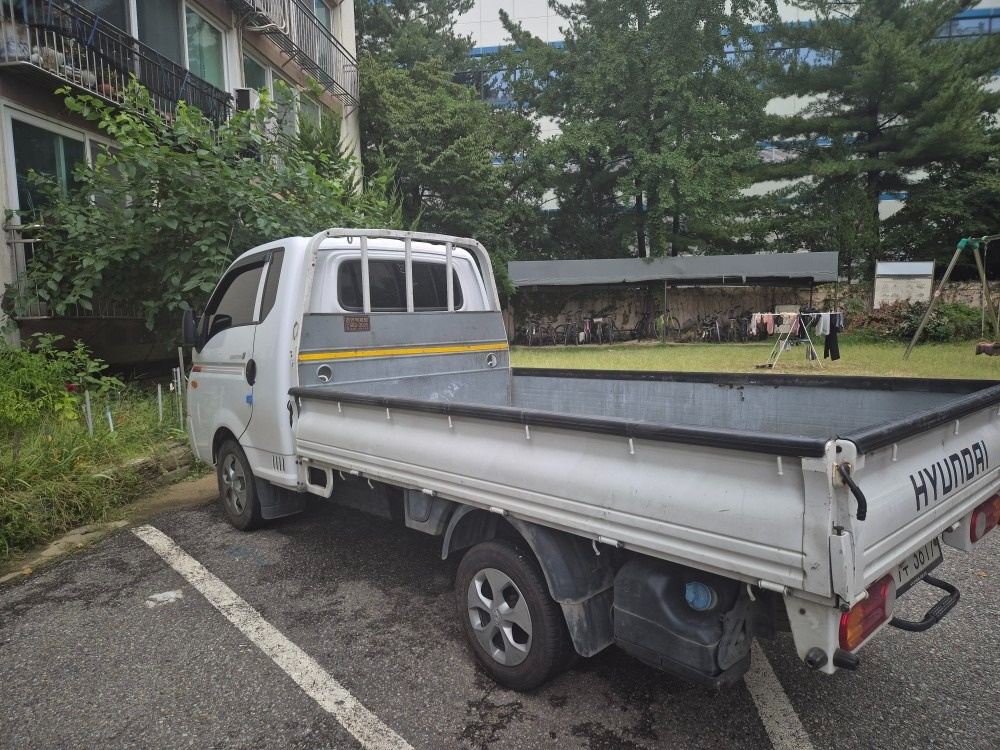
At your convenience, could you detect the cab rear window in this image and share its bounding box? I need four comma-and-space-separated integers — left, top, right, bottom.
337, 260, 463, 312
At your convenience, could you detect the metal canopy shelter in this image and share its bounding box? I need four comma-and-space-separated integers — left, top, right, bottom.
508, 252, 839, 288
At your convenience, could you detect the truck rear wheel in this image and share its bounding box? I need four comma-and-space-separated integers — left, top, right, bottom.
456, 539, 571, 691
217, 439, 262, 531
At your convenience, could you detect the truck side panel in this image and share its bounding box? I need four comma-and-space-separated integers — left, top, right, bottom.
292, 395, 819, 593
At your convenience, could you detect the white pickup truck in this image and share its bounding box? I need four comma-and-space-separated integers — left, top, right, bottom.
182, 228, 1000, 691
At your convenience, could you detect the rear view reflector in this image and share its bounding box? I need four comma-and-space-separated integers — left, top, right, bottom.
970, 494, 1000, 544
840, 574, 896, 652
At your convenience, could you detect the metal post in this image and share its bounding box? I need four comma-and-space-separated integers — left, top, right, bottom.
662, 280, 668, 342
105, 406, 114, 432
972, 248, 999, 338
176, 347, 185, 427
84, 390, 94, 437
157, 383, 163, 423
905, 235, 1000, 358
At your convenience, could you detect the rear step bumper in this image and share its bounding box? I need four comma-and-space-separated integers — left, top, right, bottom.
890, 575, 961, 632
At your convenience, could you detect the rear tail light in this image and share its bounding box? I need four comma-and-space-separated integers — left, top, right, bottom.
970, 494, 1000, 544
839, 574, 896, 652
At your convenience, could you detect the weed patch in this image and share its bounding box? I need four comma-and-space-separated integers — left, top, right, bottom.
0, 338, 185, 560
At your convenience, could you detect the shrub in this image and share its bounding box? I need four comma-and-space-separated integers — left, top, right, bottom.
846, 300, 983, 342
0, 335, 123, 433
0, 388, 178, 558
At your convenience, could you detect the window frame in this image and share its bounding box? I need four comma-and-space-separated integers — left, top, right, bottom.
75, 1, 230, 88
184, 4, 229, 91
336, 258, 466, 313
2, 106, 116, 274
201, 255, 269, 342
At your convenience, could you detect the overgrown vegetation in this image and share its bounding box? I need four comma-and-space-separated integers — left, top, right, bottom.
846, 301, 983, 342
0, 334, 122, 431
0, 337, 180, 559
8, 83, 401, 331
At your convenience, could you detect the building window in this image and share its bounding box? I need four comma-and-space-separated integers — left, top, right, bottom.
243, 55, 268, 90
186, 7, 225, 90
313, 1, 332, 31
137, 1, 184, 64
299, 97, 321, 128
77, 0, 129, 33
10, 119, 85, 216
76, 2, 224, 84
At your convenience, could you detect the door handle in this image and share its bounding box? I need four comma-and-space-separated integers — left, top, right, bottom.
245, 358, 257, 386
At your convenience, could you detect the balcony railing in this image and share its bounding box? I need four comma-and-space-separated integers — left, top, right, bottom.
4, 221, 141, 320
0, 0, 231, 125
227, 0, 358, 107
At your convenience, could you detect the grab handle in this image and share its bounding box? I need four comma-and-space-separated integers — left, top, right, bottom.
837, 463, 868, 521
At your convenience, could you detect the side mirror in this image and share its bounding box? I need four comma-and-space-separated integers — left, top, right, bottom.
181, 309, 202, 350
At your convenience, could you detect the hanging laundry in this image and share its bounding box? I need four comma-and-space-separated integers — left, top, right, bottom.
815, 313, 831, 336
824, 328, 841, 361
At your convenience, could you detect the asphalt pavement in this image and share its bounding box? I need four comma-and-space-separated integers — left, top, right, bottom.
0, 480, 997, 749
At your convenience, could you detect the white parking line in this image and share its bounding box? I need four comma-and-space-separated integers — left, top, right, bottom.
745, 641, 815, 750
133, 525, 413, 750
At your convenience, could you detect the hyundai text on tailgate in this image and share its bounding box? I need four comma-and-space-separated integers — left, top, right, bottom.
182, 229, 1000, 691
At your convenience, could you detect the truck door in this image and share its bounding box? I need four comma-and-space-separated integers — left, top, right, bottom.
189, 255, 268, 460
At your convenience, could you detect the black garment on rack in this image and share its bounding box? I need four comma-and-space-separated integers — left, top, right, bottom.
824, 329, 840, 361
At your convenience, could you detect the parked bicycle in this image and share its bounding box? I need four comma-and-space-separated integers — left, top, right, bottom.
525, 316, 556, 347
698, 312, 723, 343
654, 310, 682, 343
561, 310, 586, 345
631, 309, 656, 341
596, 311, 620, 344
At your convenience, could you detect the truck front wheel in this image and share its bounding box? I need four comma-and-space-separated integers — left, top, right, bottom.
217, 439, 262, 531
456, 539, 571, 691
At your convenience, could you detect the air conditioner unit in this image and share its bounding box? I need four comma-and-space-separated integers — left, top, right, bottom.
234, 87, 260, 111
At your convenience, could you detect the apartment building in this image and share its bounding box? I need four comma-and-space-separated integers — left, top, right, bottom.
0, 0, 358, 354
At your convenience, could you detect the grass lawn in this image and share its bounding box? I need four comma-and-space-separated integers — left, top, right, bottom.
510, 336, 1000, 380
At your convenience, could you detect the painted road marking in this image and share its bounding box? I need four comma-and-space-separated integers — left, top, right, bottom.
133, 525, 413, 750
144, 590, 184, 608
746, 641, 815, 750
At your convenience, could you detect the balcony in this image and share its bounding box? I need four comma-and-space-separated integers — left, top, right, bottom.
227, 0, 358, 107
0, 0, 231, 125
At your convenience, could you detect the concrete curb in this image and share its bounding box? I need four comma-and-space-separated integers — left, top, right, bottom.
0, 445, 207, 585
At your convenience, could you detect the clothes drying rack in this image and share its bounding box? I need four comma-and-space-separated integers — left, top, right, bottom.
758, 312, 823, 370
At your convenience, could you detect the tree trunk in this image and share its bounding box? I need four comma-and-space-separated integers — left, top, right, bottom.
635, 191, 646, 257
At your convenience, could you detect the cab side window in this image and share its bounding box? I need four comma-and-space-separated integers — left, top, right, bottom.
203, 261, 265, 340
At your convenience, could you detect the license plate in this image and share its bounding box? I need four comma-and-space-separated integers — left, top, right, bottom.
895, 537, 942, 594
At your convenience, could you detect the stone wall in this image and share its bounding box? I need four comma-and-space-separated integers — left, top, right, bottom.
506, 280, 993, 340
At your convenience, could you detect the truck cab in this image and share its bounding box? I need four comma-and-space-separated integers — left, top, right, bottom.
185, 230, 505, 501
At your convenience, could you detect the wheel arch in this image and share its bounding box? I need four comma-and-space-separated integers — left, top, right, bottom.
443, 508, 615, 657
212, 427, 239, 464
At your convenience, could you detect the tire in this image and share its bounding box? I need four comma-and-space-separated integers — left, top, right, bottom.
456, 539, 572, 691
217, 439, 262, 531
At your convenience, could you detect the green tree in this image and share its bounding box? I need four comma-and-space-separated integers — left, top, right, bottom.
498, 0, 776, 257
356, 0, 475, 69
9, 84, 399, 330
360, 55, 551, 288
882, 138, 1000, 280
757, 0, 1000, 284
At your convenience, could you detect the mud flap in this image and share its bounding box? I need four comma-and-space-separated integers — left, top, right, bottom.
257, 479, 307, 520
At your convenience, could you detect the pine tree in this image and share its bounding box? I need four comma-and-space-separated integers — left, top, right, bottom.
499, 0, 776, 256
356, 0, 475, 69
757, 0, 1000, 284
